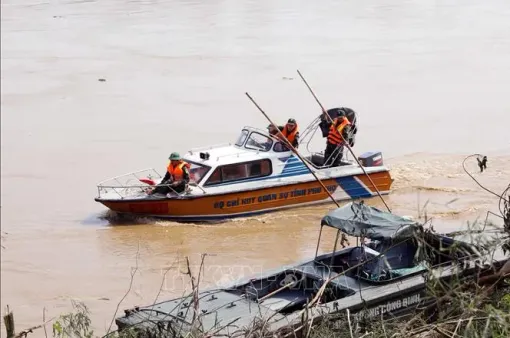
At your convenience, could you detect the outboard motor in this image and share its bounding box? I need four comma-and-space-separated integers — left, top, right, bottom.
358, 151, 383, 167
319, 107, 358, 147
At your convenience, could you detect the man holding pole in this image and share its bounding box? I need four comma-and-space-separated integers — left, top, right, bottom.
324, 115, 352, 167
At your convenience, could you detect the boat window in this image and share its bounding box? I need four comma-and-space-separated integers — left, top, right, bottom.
235, 129, 249, 147
206, 167, 222, 185
186, 161, 211, 184
273, 141, 291, 153
245, 132, 273, 152
204, 159, 273, 186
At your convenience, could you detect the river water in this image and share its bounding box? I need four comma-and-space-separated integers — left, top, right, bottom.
1, 0, 509, 335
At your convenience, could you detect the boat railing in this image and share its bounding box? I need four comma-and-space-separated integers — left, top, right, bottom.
97, 168, 163, 186
243, 125, 272, 135
299, 116, 322, 155
96, 168, 161, 199
188, 143, 232, 154
96, 168, 207, 199
298, 112, 361, 165
213, 150, 265, 162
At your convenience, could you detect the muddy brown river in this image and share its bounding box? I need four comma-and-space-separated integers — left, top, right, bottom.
1, 0, 509, 335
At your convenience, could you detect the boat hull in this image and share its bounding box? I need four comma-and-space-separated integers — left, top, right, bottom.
114, 240, 508, 336
95, 171, 392, 221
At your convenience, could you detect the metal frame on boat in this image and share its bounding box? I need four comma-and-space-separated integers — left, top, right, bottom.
94, 108, 393, 222
113, 201, 509, 336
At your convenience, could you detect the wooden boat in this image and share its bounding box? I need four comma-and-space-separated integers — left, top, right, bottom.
114, 201, 509, 336
94, 108, 393, 222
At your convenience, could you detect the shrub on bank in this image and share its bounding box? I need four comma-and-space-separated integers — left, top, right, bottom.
43, 282, 510, 338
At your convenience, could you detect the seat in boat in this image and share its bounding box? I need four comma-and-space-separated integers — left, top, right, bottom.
311, 154, 325, 167
360, 240, 422, 281
324, 246, 379, 275
308, 153, 352, 168
332, 242, 422, 282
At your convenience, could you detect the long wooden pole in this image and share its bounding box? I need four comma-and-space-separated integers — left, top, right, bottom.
245, 92, 341, 208
245, 92, 350, 301
296, 69, 392, 213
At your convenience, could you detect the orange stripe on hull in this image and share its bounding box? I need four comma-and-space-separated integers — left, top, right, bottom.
356, 171, 394, 193
98, 170, 393, 219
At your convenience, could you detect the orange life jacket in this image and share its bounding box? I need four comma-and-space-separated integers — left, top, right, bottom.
327, 117, 351, 145
167, 161, 190, 181
282, 124, 299, 145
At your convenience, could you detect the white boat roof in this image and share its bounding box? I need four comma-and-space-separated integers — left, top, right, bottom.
182, 126, 291, 167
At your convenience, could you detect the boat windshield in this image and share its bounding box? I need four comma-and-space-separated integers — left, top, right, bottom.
187, 161, 211, 184
245, 132, 273, 152
235, 129, 249, 147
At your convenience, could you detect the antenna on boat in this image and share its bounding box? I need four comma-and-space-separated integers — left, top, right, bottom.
245, 92, 350, 256
296, 69, 392, 213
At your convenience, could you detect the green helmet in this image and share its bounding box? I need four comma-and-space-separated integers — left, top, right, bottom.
169, 152, 181, 160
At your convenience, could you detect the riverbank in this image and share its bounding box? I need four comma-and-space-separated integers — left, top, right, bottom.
4, 244, 509, 338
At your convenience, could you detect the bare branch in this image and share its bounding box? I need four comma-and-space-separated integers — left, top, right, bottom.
106, 241, 140, 335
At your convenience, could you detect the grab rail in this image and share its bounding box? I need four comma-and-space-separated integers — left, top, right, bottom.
96, 168, 207, 199
188, 143, 232, 154
96, 168, 162, 186
97, 182, 207, 199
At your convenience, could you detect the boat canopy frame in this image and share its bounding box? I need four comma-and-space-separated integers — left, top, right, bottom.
313, 201, 423, 262
321, 201, 421, 240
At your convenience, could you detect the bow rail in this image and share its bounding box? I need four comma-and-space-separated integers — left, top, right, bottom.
96, 168, 206, 199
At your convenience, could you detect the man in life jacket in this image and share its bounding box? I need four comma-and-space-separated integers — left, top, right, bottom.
324, 115, 352, 167
281, 118, 299, 148
149, 152, 190, 195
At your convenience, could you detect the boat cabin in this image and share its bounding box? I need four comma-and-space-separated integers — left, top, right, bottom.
181, 124, 375, 188
182, 126, 298, 187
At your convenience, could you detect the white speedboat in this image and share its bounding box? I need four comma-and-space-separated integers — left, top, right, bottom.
94, 108, 393, 222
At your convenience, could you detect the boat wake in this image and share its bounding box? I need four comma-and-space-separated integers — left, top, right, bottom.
393, 185, 476, 194
97, 210, 163, 226
96, 210, 242, 228
414, 185, 475, 193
